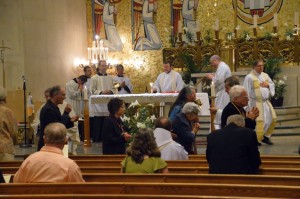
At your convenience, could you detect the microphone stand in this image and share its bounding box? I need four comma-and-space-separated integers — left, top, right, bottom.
20, 76, 32, 147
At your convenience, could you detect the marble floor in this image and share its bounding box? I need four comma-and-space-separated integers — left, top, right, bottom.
14, 135, 300, 160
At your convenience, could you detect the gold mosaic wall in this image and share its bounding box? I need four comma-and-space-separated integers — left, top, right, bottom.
86, 0, 299, 93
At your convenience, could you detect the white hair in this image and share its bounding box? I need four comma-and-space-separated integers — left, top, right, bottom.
229, 85, 246, 102
182, 102, 200, 115
226, 115, 245, 127
210, 55, 221, 62
0, 86, 7, 101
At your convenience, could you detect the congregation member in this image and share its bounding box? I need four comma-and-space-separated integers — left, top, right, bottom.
38, 85, 79, 151
172, 102, 201, 154
153, 59, 185, 93
153, 117, 188, 160
102, 98, 131, 154
221, 85, 259, 131
168, 85, 196, 121
14, 123, 85, 183
0, 86, 18, 161
206, 115, 261, 174
121, 128, 168, 173
65, 75, 87, 116
210, 76, 240, 129
244, 59, 277, 145
90, 60, 114, 142
113, 64, 133, 94
206, 55, 232, 110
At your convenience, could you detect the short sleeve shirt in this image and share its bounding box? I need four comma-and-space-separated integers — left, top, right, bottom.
121, 156, 167, 173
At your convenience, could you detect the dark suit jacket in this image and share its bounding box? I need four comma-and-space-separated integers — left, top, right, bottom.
172, 113, 196, 154
102, 115, 127, 155
38, 100, 73, 151
206, 123, 261, 174
221, 102, 256, 130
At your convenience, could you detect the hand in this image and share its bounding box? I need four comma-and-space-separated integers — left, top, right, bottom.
260, 81, 269, 88
209, 107, 217, 114
71, 115, 79, 122
78, 85, 83, 91
120, 81, 126, 88
246, 107, 259, 120
123, 132, 131, 141
192, 123, 200, 134
206, 73, 214, 80
64, 104, 72, 113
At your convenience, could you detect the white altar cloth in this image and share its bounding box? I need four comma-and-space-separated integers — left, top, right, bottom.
89, 93, 210, 116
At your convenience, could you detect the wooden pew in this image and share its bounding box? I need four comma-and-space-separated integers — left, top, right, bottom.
81, 173, 300, 186
2, 166, 300, 176
0, 182, 300, 198
0, 194, 281, 199
68, 155, 300, 161
2, 159, 300, 168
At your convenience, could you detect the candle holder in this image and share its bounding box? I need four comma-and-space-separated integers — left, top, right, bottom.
253, 28, 257, 37
273, 26, 278, 34
214, 30, 219, 40
234, 29, 238, 39
177, 32, 184, 46
210, 96, 216, 132
83, 99, 92, 147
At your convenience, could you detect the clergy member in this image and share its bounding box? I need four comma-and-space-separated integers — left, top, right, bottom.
206, 55, 232, 110
153, 59, 185, 93
65, 75, 87, 116
113, 64, 133, 94
90, 60, 114, 142
243, 59, 277, 145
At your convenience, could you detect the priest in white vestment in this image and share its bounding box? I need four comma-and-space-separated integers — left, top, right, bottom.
153, 117, 188, 160
153, 60, 185, 93
113, 64, 133, 94
244, 60, 276, 145
90, 60, 114, 142
65, 75, 87, 117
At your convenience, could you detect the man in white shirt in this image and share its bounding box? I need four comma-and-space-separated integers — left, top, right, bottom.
153, 117, 188, 160
113, 64, 133, 94
206, 55, 232, 110
153, 60, 185, 93
90, 60, 114, 142
243, 59, 276, 145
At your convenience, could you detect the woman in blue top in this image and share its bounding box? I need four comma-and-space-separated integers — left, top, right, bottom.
168, 85, 196, 121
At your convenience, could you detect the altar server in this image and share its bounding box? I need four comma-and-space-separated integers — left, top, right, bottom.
113, 64, 133, 94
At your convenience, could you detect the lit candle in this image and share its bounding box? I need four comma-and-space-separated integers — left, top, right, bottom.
83, 86, 88, 100
211, 81, 216, 97
295, 11, 299, 26
100, 40, 104, 48
253, 14, 258, 28
178, 20, 182, 33
274, 13, 278, 27
215, 19, 219, 31
92, 41, 96, 48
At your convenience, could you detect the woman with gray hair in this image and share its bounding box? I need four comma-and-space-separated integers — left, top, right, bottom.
0, 86, 18, 161
172, 102, 201, 154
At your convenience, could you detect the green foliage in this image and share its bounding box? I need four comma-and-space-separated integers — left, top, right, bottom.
121, 101, 155, 143
184, 30, 194, 43
273, 76, 287, 100
204, 29, 212, 44
263, 31, 272, 41
181, 53, 199, 84
264, 57, 283, 80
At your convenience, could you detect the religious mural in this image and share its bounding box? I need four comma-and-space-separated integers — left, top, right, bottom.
133, 0, 162, 51
235, 0, 283, 25
94, 0, 123, 51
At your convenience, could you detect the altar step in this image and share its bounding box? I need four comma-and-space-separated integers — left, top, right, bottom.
198, 106, 300, 136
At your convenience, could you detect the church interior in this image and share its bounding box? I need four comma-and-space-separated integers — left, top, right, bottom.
1, 0, 300, 197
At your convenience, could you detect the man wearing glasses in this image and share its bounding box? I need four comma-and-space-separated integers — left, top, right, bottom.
221, 85, 259, 131
244, 60, 277, 145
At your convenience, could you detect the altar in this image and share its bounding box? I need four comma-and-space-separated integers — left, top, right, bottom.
90, 93, 210, 117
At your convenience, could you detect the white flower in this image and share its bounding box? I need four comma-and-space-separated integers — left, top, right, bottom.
121, 115, 130, 123
283, 76, 287, 81
128, 100, 140, 109
245, 34, 251, 41
150, 114, 156, 123
134, 112, 139, 119
137, 122, 146, 128
278, 80, 285, 85
286, 35, 291, 40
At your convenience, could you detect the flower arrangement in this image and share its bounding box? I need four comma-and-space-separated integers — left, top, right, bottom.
121, 100, 156, 142
273, 76, 287, 100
